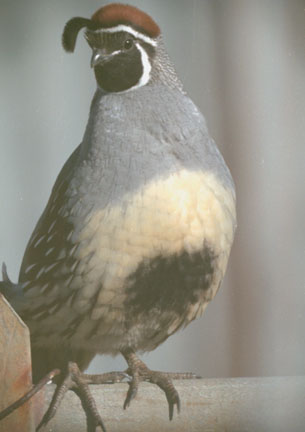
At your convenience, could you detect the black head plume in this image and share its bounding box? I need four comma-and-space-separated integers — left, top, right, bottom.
62, 17, 100, 52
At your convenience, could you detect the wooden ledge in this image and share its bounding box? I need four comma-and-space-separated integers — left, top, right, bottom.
44, 376, 305, 431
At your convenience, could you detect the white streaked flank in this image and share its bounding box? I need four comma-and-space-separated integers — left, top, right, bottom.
34, 235, 45, 248
70, 260, 79, 273
45, 262, 59, 273
67, 230, 74, 242
69, 244, 78, 256
65, 274, 74, 287
48, 220, 56, 234
36, 266, 46, 279
48, 303, 60, 314
25, 263, 36, 274
32, 311, 46, 320
47, 233, 56, 243
40, 283, 50, 293
46, 247, 55, 256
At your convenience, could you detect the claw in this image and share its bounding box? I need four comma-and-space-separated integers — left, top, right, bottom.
165, 386, 180, 420
123, 375, 139, 409
177, 396, 181, 413
169, 403, 174, 421
120, 372, 131, 382
37, 363, 108, 432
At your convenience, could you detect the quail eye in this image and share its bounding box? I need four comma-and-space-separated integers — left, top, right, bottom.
124, 39, 133, 50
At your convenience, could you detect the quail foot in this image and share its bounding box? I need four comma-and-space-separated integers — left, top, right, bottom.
0, 3, 236, 431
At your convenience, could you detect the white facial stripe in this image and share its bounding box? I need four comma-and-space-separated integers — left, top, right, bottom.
132, 42, 151, 89
110, 42, 152, 94
94, 25, 157, 47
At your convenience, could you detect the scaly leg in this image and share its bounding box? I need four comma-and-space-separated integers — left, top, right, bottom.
121, 348, 201, 420
37, 362, 126, 432
0, 355, 199, 430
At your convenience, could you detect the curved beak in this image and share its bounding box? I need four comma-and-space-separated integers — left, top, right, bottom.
90, 50, 104, 68
90, 49, 121, 68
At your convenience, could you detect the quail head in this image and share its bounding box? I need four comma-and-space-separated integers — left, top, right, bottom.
0, 3, 236, 431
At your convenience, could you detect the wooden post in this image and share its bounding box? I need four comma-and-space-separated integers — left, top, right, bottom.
0, 294, 36, 432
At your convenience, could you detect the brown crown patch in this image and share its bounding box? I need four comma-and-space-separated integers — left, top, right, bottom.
91, 3, 160, 38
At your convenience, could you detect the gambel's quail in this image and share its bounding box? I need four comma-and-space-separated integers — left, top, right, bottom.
0, 3, 236, 431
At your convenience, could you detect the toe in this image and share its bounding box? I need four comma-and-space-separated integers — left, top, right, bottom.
166, 388, 180, 420
123, 374, 139, 409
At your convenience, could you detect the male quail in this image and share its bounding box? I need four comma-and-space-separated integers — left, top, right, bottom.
0, 3, 236, 431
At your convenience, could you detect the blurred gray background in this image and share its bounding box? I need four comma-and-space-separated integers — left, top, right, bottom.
0, 0, 304, 378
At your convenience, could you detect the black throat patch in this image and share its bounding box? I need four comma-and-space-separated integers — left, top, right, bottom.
94, 47, 143, 92
87, 30, 155, 93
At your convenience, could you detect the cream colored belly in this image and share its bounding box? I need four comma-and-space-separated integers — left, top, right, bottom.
71, 169, 236, 320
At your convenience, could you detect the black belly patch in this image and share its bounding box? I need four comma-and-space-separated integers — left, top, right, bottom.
124, 247, 217, 317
